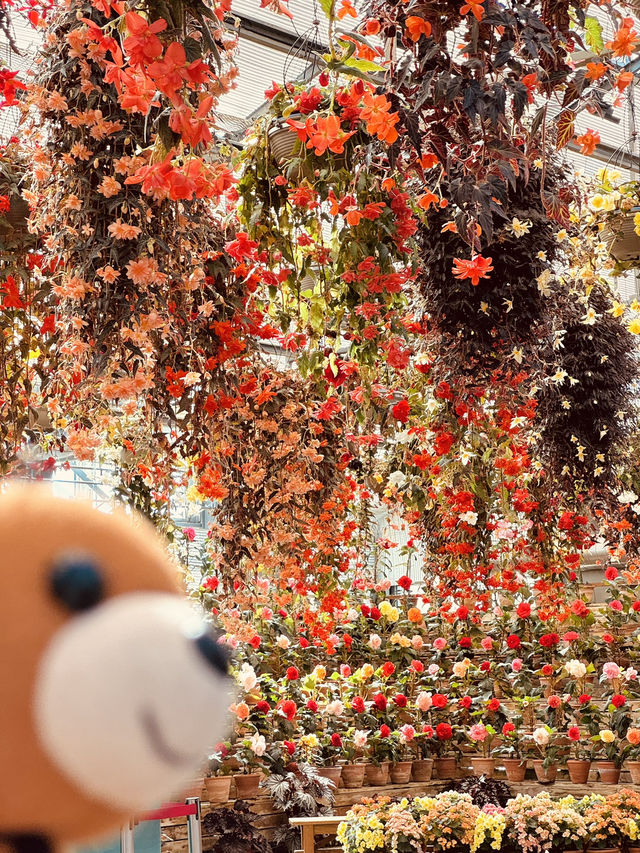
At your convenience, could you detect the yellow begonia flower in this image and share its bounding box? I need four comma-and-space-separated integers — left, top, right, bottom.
628, 319, 640, 335
600, 729, 615, 743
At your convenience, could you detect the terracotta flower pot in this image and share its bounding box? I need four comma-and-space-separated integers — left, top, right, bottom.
204, 776, 231, 803
470, 757, 496, 778
316, 766, 342, 787
389, 761, 413, 784
341, 763, 365, 788
597, 761, 621, 784
503, 759, 527, 782
365, 763, 388, 786
627, 761, 640, 784
412, 759, 434, 782
435, 756, 457, 779
233, 772, 261, 798
533, 760, 557, 783
566, 759, 591, 784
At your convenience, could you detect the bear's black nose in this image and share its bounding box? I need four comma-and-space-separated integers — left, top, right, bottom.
193, 631, 230, 675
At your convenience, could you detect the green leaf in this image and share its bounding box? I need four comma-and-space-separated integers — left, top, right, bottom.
584, 16, 603, 52
342, 55, 386, 73
319, 0, 334, 20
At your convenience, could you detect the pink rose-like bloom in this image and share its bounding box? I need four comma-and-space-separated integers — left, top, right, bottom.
416, 691, 432, 712
625, 667, 638, 681
603, 662, 621, 680
547, 695, 561, 709
428, 664, 440, 676
610, 600, 623, 612
481, 637, 493, 651
433, 637, 447, 651
256, 577, 270, 593
183, 527, 196, 541
469, 723, 488, 742
376, 579, 392, 592
412, 635, 424, 650
261, 607, 273, 621
340, 664, 351, 677
512, 658, 523, 673
400, 724, 416, 741
369, 633, 382, 650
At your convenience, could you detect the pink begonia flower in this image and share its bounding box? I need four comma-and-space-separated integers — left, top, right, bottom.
329, 633, 340, 646
481, 637, 493, 650
603, 662, 622, 680
469, 723, 488, 742
428, 664, 440, 676
376, 579, 392, 592
326, 700, 344, 716
183, 527, 196, 541
369, 633, 382, 650
433, 637, 447, 651
400, 724, 416, 741
261, 607, 273, 621
412, 635, 424, 650
610, 600, 623, 611
625, 667, 638, 681
416, 691, 432, 711
511, 658, 523, 672
256, 577, 270, 593
353, 729, 369, 748
340, 664, 351, 677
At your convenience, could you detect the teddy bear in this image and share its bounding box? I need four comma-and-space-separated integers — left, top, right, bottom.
0, 487, 232, 853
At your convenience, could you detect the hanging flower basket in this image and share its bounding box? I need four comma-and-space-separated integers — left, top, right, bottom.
268, 117, 301, 166
602, 209, 640, 262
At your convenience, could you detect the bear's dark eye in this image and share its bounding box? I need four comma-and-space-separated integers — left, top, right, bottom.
50, 554, 105, 611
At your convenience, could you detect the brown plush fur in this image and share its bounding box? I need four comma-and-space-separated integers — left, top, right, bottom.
0, 488, 180, 847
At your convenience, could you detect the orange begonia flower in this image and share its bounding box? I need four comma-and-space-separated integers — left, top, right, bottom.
575, 128, 600, 156
585, 61, 607, 82
406, 16, 432, 42
337, 0, 357, 19
460, 0, 485, 21
606, 18, 639, 58
452, 255, 494, 286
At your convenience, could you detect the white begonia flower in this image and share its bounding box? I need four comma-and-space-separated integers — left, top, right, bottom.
459, 511, 478, 526
387, 470, 407, 489
353, 729, 369, 748
532, 727, 550, 746
250, 733, 266, 756
564, 659, 587, 679
237, 662, 258, 692
618, 491, 638, 505
276, 634, 290, 649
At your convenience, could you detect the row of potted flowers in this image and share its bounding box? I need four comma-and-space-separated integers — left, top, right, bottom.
337, 789, 640, 853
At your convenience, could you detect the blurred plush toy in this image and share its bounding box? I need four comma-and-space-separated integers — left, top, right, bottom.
0, 487, 232, 853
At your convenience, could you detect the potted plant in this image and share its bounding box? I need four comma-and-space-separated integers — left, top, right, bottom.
625, 727, 640, 784
592, 729, 624, 784
525, 725, 560, 783
317, 731, 343, 787
233, 731, 266, 798
584, 796, 626, 853
432, 722, 459, 779
340, 728, 368, 788
388, 727, 414, 784
204, 746, 233, 804
565, 726, 593, 784
366, 728, 393, 786
467, 722, 497, 778
497, 721, 527, 782
412, 728, 434, 781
